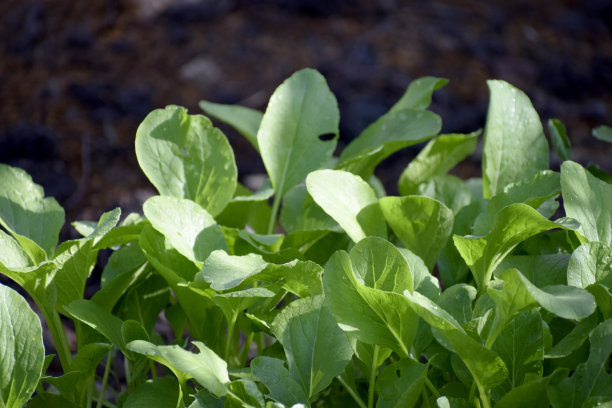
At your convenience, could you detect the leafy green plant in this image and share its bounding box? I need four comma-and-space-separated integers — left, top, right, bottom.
1, 68, 611, 408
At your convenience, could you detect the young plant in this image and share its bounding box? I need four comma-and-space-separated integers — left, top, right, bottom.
1, 68, 611, 408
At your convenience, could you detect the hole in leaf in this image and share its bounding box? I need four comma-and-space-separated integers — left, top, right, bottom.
318, 133, 335, 141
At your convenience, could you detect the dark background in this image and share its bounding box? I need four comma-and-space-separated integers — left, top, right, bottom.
2, 0, 611, 227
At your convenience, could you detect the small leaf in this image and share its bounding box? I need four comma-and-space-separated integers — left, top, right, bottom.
279, 185, 339, 233
306, 169, 386, 243
199, 100, 263, 151
398, 132, 479, 195
454, 203, 569, 293
545, 313, 599, 359
323, 237, 418, 357
0, 284, 45, 408
415, 175, 473, 215
567, 242, 612, 289
128, 340, 230, 397
143, 196, 227, 264
379, 195, 453, 270
403, 290, 508, 390
338, 109, 441, 179
271, 295, 353, 398
592, 125, 612, 143
437, 284, 476, 325
376, 359, 427, 408
0, 164, 64, 262
200, 250, 268, 291
495, 368, 568, 408
258, 68, 339, 198
64, 299, 127, 353
389, 76, 448, 112
482, 80, 548, 198
548, 119, 571, 161
135, 105, 237, 216
251, 356, 310, 407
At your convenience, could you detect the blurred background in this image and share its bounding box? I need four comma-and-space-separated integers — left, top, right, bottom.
1, 0, 611, 227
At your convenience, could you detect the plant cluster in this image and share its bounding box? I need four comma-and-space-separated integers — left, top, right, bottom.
1, 68, 612, 408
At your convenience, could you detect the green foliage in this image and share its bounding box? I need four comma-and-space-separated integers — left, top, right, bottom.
1, 69, 611, 408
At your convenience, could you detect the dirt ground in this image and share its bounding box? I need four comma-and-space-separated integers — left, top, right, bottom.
1, 0, 611, 229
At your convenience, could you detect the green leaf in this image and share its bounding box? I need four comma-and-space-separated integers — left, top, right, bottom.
592, 125, 612, 143
403, 290, 508, 390
453, 203, 569, 293
258, 68, 339, 198
64, 299, 127, 353
473, 170, 561, 235
415, 175, 473, 215
271, 295, 353, 399
379, 195, 453, 270
496, 269, 596, 320
398, 131, 479, 195
376, 359, 427, 408
135, 105, 237, 216
251, 356, 310, 407
199, 100, 263, 151
482, 80, 548, 198
28, 393, 80, 408
567, 242, 612, 289
389, 76, 448, 112
491, 310, 544, 400
0, 284, 45, 408
306, 169, 386, 243
495, 368, 568, 408
437, 284, 476, 325
337, 109, 441, 179
212, 288, 274, 323
548, 119, 571, 161
128, 340, 230, 397
562, 160, 612, 246
228, 379, 265, 408
143, 196, 227, 264
52, 239, 97, 313
547, 319, 612, 407
494, 254, 569, 288
322, 237, 418, 357
545, 313, 599, 359
0, 164, 64, 262
279, 185, 339, 233
200, 250, 268, 291
124, 376, 181, 408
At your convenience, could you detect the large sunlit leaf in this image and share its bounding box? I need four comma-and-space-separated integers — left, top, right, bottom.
561, 160, 612, 246
143, 196, 227, 264
322, 237, 417, 357
257, 68, 339, 198
135, 105, 237, 216
379, 196, 453, 270
482, 80, 548, 198
0, 164, 64, 262
0, 284, 45, 408
306, 169, 386, 243
271, 295, 353, 399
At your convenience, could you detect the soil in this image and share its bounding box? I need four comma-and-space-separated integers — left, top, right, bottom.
2, 0, 611, 228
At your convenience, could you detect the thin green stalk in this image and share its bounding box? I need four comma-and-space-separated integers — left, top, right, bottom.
424, 377, 440, 399
43, 307, 72, 371
336, 375, 368, 408
267, 192, 283, 234
477, 382, 491, 408
95, 351, 113, 408
368, 345, 379, 408
422, 388, 432, 408
224, 312, 239, 363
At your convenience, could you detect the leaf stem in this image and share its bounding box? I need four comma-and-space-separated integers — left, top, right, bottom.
336, 375, 368, 408
267, 192, 283, 234
43, 307, 73, 371
424, 377, 440, 398
95, 350, 113, 408
368, 345, 379, 408
224, 312, 239, 363
239, 331, 255, 366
